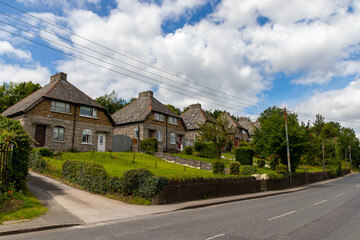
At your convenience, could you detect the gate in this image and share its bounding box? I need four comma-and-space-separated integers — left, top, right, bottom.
113, 135, 132, 152
0, 140, 13, 186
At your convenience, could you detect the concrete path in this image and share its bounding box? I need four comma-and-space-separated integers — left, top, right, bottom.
0, 171, 357, 236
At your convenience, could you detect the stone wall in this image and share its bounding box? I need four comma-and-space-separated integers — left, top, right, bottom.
154, 152, 212, 171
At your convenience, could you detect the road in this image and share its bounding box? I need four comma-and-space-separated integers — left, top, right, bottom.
4, 173, 360, 240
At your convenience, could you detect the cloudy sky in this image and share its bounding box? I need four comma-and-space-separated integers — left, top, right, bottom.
1, 0, 360, 134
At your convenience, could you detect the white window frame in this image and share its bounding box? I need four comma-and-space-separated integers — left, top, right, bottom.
53, 126, 65, 141
169, 116, 177, 125
170, 133, 176, 144
154, 113, 164, 122
82, 130, 92, 144
80, 106, 97, 118
242, 130, 246, 134
134, 128, 139, 139
51, 101, 70, 113
156, 131, 162, 142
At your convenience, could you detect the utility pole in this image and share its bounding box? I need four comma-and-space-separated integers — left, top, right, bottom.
322, 142, 326, 173
349, 144, 352, 171
284, 108, 292, 187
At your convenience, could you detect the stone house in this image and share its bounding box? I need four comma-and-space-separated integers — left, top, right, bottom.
180, 103, 214, 146
238, 117, 261, 138
220, 112, 250, 147
1, 72, 114, 152
111, 90, 187, 152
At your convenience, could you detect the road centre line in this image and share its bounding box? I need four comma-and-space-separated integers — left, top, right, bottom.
313, 200, 327, 206
268, 211, 296, 221
335, 193, 343, 198
206, 233, 225, 240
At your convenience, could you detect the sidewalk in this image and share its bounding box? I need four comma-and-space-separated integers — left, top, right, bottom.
0, 171, 357, 236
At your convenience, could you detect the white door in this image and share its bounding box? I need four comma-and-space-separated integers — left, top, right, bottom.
97, 133, 106, 152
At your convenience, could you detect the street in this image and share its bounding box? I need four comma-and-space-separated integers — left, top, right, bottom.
3, 173, 360, 240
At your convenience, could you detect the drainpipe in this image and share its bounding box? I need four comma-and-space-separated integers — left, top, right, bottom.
165, 116, 168, 152
71, 105, 77, 149
138, 124, 140, 152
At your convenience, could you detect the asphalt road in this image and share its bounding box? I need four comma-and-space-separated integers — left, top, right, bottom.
4, 173, 360, 240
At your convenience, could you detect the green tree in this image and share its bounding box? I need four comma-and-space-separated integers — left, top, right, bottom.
165, 104, 181, 115
198, 117, 235, 158
253, 107, 308, 171
0, 81, 41, 113
95, 91, 127, 114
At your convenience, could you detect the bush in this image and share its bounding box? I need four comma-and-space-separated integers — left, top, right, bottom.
34, 147, 53, 157
140, 138, 158, 154
28, 151, 48, 173
235, 147, 254, 165
327, 168, 337, 178
194, 141, 205, 152
241, 166, 257, 175
270, 158, 279, 170
229, 161, 240, 175
195, 141, 218, 159
276, 163, 288, 176
136, 176, 168, 199
212, 159, 225, 174
0, 115, 31, 191
108, 176, 123, 193
268, 173, 285, 180
224, 141, 233, 152
238, 140, 249, 147
121, 168, 153, 195
326, 160, 342, 176
257, 159, 265, 168
184, 146, 193, 155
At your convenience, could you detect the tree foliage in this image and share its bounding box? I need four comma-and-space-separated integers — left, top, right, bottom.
95, 91, 126, 115
0, 81, 41, 113
165, 104, 181, 115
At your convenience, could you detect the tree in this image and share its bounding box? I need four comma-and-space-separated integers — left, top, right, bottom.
0, 81, 41, 113
253, 107, 308, 171
207, 109, 239, 121
95, 91, 126, 114
165, 104, 181, 115
197, 117, 236, 158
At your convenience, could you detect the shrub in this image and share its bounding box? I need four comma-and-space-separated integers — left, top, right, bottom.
268, 173, 285, 180
257, 159, 265, 168
194, 141, 205, 152
229, 161, 240, 175
270, 158, 279, 170
121, 168, 153, 195
327, 168, 337, 178
184, 146, 193, 155
238, 140, 249, 147
140, 138, 158, 154
203, 142, 218, 159
136, 176, 168, 199
108, 176, 123, 193
212, 159, 225, 174
326, 160, 342, 176
276, 163, 288, 176
235, 147, 254, 165
241, 166, 257, 175
28, 151, 48, 173
34, 147, 53, 157
224, 141, 233, 152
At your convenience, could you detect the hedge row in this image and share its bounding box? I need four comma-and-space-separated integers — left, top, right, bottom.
235, 147, 254, 165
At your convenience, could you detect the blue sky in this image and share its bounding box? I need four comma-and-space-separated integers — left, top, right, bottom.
1, 0, 360, 134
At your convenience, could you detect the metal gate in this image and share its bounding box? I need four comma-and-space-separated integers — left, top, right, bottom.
0, 140, 13, 186
113, 135, 132, 152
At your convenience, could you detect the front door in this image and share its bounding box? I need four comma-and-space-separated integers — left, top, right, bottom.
178, 136, 183, 151
97, 133, 106, 152
35, 124, 46, 147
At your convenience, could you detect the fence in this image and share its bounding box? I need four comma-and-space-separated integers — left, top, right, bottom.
0, 140, 13, 186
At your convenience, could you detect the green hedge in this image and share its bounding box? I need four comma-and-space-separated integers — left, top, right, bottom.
120, 168, 153, 195
212, 159, 225, 174
136, 176, 168, 199
257, 159, 265, 168
140, 138, 158, 154
29, 151, 48, 173
235, 147, 254, 165
229, 161, 240, 175
241, 166, 257, 175
184, 146, 193, 155
195, 141, 218, 159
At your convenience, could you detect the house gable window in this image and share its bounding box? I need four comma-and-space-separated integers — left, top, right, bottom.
169, 116, 177, 125
156, 131, 162, 142
51, 101, 70, 113
53, 126, 64, 141
154, 113, 164, 122
82, 130, 92, 144
170, 133, 176, 144
80, 106, 97, 118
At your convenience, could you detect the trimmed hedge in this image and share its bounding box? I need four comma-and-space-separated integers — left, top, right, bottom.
34, 147, 53, 157
140, 138, 158, 154
29, 151, 48, 173
136, 176, 168, 199
235, 147, 254, 165
120, 168, 153, 195
184, 146, 193, 155
194, 141, 218, 159
229, 161, 240, 175
212, 159, 225, 174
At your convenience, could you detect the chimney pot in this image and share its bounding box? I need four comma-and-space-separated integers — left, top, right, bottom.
50, 72, 67, 83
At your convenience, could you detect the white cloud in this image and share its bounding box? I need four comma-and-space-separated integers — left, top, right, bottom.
0, 41, 32, 60
0, 64, 50, 85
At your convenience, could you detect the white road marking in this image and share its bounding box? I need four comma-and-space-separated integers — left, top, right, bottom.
206, 233, 225, 240
313, 200, 327, 206
268, 211, 296, 221
335, 193, 343, 198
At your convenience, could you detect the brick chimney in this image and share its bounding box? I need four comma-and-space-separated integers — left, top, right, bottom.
50, 72, 67, 83
139, 90, 153, 98
189, 103, 201, 109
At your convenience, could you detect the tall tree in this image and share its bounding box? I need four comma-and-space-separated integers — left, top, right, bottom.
0, 81, 41, 113
95, 91, 126, 114
165, 104, 181, 115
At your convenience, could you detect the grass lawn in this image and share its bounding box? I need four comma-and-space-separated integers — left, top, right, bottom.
0, 192, 47, 224
44, 152, 226, 179
170, 153, 217, 164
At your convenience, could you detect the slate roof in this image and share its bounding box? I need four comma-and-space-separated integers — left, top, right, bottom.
238, 117, 260, 135
2, 72, 105, 118
181, 104, 214, 130
111, 91, 180, 125
221, 112, 249, 134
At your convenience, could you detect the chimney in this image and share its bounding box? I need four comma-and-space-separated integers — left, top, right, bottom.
189, 103, 201, 109
50, 72, 67, 83
139, 90, 153, 98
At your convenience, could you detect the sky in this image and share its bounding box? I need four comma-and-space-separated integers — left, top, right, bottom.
1, 0, 360, 135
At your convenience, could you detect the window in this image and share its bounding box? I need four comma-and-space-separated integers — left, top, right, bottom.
155, 113, 164, 122
53, 126, 64, 141
194, 133, 198, 141
80, 106, 97, 118
169, 116, 177, 125
170, 133, 176, 144
156, 131, 162, 142
51, 101, 70, 113
82, 130, 92, 144
242, 130, 246, 134
134, 128, 139, 138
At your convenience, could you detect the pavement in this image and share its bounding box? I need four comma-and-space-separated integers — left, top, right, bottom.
0, 171, 357, 236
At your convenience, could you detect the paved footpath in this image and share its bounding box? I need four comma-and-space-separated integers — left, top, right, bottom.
0, 171, 357, 236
